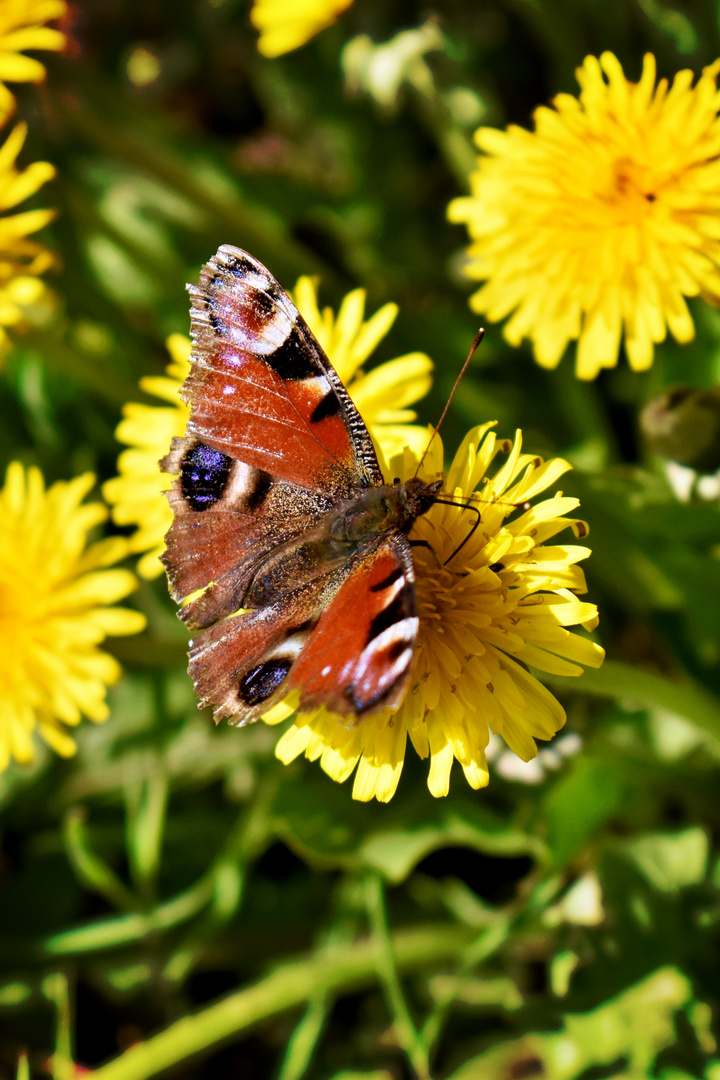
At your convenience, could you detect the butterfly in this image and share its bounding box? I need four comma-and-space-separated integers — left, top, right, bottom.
161, 245, 444, 726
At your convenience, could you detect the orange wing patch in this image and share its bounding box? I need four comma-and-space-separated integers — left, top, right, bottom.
289, 538, 417, 715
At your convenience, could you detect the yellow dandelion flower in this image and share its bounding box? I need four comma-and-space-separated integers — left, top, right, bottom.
0, 120, 56, 353
448, 52, 720, 380
106, 284, 432, 578
0, 0, 66, 123
251, 0, 353, 59
269, 424, 604, 802
293, 275, 432, 461
0, 462, 146, 771
104, 333, 191, 579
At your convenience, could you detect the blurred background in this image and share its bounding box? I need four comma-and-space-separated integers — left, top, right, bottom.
1, 0, 720, 1077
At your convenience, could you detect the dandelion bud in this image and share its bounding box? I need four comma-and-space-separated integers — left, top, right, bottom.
640, 386, 720, 474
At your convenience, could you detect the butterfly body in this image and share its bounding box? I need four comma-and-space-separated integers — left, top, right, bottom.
162, 245, 440, 726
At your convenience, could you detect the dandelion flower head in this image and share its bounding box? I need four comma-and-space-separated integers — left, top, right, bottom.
0, 0, 67, 123
0, 120, 57, 354
0, 463, 146, 771
106, 282, 432, 578
251, 0, 354, 58
269, 424, 605, 802
448, 52, 720, 379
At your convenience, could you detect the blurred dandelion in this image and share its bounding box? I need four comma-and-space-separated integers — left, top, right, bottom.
0, 463, 146, 771
0, 0, 67, 123
270, 424, 604, 802
107, 284, 432, 577
449, 53, 720, 379
251, 0, 354, 58
104, 333, 191, 579
0, 120, 57, 354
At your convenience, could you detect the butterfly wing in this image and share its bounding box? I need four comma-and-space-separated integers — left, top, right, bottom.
163, 244, 419, 723
188, 534, 417, 724
184, 244, 381, 493
162, 244, 383, 628
287, 535, 417, 715
162, 462, 334, 630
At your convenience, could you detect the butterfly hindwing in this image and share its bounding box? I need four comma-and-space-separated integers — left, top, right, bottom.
186, 535, 417, 724
187, 591, 322, 726
288, 536, 418, 715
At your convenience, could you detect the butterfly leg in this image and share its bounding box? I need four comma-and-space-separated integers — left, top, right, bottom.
409, 538, 442, 567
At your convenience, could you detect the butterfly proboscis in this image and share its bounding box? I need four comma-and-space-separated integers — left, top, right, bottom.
411, 326, 530, 567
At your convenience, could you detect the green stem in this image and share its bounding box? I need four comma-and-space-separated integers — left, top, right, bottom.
90, 924, 471, 1080
42, 876, 215, 955
41, 973, 74, 1080
504, 0, 585, 84
277, 994, 327, 1080
45, 779, 275, 959
126, 767, 169, 903
365, 875, 431, 1080
421, 917, 510, 1057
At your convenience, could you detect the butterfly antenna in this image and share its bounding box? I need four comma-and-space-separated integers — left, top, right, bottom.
415, 327, 485, 477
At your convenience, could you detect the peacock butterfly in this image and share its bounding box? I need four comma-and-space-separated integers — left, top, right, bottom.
161, 245, 443, 725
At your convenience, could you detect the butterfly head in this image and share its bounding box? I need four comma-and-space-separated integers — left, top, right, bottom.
395, 476, 443, 530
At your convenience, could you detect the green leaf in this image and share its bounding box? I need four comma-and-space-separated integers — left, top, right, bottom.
538, 755, 629, 868
62, 808, 138, 912
427, 974, 523, 1010
271, 767, 544, 883
0, 982, 31, 1007
620, 828, 709, 893
545, 660, 720, 749
448, 967, 693, 1080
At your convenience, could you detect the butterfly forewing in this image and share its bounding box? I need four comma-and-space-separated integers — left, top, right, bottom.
184, 245, 381, 493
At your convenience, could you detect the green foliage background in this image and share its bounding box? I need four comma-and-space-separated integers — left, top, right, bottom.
2, 1, 720, 1077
